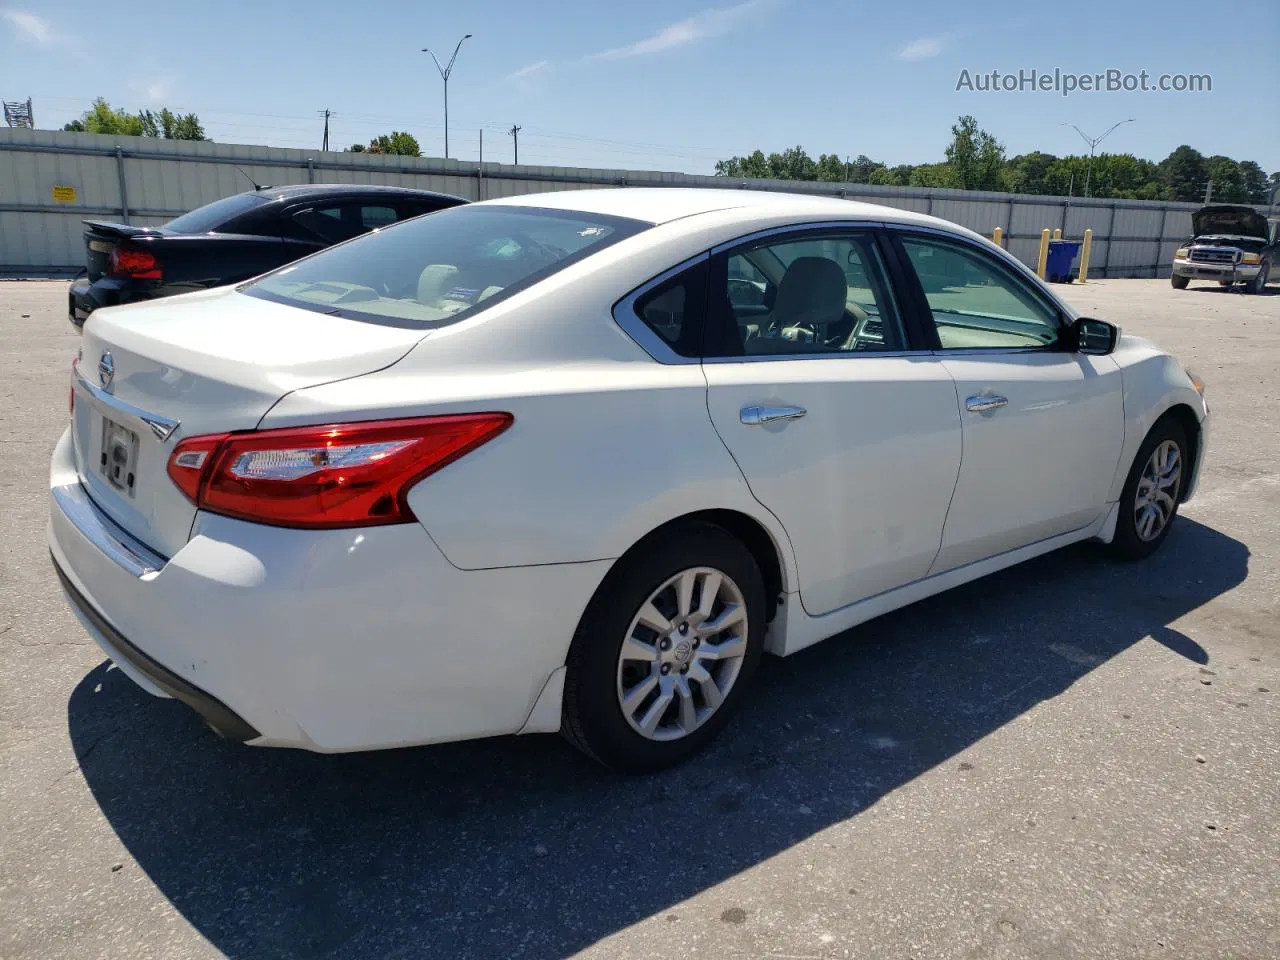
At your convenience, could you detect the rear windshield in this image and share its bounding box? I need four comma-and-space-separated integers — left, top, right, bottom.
164, 192, 269, 234
243, 205, 648, 326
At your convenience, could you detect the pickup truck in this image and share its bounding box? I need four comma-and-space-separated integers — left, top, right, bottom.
1170, 205, 1277, 294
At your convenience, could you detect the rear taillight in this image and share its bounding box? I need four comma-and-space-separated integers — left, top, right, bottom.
108, 246, 162, 280
166, 414, 512, 528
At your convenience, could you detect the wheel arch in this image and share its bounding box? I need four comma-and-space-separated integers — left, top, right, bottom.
610, 508, 790, 624
1154, 402, 1202, 502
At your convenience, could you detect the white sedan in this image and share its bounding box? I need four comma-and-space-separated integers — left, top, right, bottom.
50, 189, 1209, 772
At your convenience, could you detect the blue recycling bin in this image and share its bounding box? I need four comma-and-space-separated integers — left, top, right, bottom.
1045, 240, 1082, 283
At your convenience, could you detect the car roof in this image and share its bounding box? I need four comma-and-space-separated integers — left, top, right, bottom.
253, 183, 467, 203
480, 187, 953, 231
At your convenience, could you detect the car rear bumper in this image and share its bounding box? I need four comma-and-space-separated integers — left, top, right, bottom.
1172, 258, 1260, 280
48, 427, 611, 752
68, 276, 160, 329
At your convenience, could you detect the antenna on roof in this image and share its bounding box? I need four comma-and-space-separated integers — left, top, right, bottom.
234, 165, 269, 191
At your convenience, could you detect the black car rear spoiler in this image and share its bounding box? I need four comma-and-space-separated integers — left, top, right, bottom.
81, 219, 164, 239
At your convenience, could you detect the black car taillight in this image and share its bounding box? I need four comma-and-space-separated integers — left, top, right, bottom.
108, 247, 162, 280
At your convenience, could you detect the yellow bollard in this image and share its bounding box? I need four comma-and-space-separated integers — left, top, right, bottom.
1079, 228, 1093, 283
1036, 229, 1051, 279
991, 226, 1004, 247
1052, 227, 1062, 240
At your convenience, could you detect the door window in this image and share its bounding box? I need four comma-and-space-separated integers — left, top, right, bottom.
708, 232, 906, 358
901, 236, 1061, 349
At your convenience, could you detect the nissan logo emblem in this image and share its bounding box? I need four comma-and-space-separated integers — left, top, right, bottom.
97, 351, 114, 389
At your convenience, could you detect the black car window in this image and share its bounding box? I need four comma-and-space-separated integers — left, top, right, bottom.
163, 192, 270, 234
361, 205, 398, 229
291, 205, 366, 244
632, 261, 708, 358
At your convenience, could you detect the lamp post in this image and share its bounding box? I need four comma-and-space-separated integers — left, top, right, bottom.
423, 34, 472, 159
1061, 118, 1135, 198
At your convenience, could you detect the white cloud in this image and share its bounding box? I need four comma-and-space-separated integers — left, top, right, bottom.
508, 59, 549, 81
591, 1, 762, 60
1, 8, 55, 42
899, 36, 943, 61
145, 80, 170, 102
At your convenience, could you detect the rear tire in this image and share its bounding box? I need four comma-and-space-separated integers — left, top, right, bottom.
1171, 275, 1189, 290
1110, 417, 1188, 560
561, 522, 766, 773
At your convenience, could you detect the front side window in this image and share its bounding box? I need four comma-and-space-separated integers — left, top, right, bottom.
901, 236, 1061, 349
245, 205, 647, 326
706, 231, 906, 358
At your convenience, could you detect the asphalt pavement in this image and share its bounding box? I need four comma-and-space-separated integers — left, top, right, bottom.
1, 278, 1277, 960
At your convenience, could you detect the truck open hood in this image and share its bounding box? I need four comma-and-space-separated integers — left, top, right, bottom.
1192, 206, 1268, 241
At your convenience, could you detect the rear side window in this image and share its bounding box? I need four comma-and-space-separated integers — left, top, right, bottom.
245, 205, 648, 326
163, 192, 269, 234
633, 261, 708, 358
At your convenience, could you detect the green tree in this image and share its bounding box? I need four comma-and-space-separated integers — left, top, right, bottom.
944, 115, 1004, 191
814, 153, 846, 182
62, 98, 145, 136
138, 108, 208, 141
765, 145, 816, 181
1159, 146, 1209, 203
714, 149, 770, 178
847, 154, 886, 184
346, 143, 367, 153
63, 98, 208, 140
909, 162, 957, 189
1004, 151, 1058, 195
1204, 155, 1247, 204
1238, 161, 1269, 204
367, 131, 421, 156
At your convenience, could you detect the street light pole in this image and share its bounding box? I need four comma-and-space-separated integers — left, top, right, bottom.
1061, 119, 1135, 198
1064, 118, 1136, 197
422, 34, 472, 159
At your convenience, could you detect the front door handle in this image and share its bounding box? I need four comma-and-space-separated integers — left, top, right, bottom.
741, 404, 807, 425
965, 395, 1009, 413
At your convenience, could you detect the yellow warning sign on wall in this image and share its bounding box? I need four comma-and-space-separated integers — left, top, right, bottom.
51, 185, 78, 204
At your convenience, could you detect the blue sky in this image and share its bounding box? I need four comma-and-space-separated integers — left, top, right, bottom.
2, 0, 1276, 175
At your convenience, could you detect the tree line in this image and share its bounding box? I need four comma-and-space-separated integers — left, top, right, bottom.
62, 98, 209, 141
715, 116, 1278, 205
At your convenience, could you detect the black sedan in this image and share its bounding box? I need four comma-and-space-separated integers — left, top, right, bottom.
68, 184, 466, 327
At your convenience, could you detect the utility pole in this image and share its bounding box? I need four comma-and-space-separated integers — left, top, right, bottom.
1203, 179, 1213, 205
422, 34, 472, 159
509, 124, 521, 164
844, 155, 851, 182
1061, 118, 1135, 198
319, 109, 332, 151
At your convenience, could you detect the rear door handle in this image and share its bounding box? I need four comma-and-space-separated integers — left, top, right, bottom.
965, 395, 1009, 413
741, 405, 807, 425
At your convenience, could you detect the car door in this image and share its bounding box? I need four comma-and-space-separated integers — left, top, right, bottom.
700, 227, 963, 617
892, 230, 1125, 574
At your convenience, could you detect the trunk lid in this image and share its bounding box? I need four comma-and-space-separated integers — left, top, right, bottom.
1191, 206, 1268, 242
73, 287, 428, 557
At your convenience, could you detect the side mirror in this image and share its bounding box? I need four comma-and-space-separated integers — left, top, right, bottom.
1073, 317, 1119, 355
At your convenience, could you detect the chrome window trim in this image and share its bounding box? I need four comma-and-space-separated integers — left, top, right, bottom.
702, 349, 921, 365
611, 252, 709, 366
53, 483, 166, 579
73, 364, 181, 441
709, 219, 888, 255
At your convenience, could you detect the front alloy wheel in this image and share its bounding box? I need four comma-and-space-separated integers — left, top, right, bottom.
1111, 418, 1188, 559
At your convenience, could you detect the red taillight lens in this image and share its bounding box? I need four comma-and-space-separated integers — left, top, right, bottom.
167, 434, 229, 503
108, 247, 161, 280
166, 414, 512, 528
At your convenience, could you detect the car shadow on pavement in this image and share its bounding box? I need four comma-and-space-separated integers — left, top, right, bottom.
67, 516, 1246, 960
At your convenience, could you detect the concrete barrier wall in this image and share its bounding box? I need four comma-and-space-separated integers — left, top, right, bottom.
1, 127, 1245, 278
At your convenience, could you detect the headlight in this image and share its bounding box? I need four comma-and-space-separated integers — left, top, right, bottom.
1241, 252, 1261, 264
1185, 368, 1206, 397
1174, 247, 1189, 259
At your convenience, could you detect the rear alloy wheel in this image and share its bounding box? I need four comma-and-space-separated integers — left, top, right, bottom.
1110, 418, 1188, 559
1171, 275, 1190, 290
561, 523, 766, 772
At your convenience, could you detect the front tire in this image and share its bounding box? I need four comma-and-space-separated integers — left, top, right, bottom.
1245, 263, 1269, 295
561, 522, 766, 773
1171, 275, 1189, 290
1110, 418, 1188, 560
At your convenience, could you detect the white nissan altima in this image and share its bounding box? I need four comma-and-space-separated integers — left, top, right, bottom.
50, 188, 1208, 772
